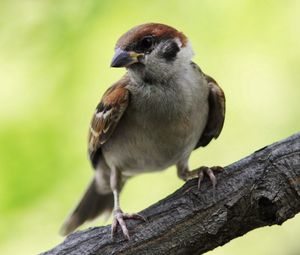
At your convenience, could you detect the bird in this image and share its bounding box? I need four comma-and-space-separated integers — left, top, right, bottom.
60, 23, 225, 240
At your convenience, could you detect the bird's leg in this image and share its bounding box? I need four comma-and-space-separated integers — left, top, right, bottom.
110, 168, 146, 240
177, 161, 223, 190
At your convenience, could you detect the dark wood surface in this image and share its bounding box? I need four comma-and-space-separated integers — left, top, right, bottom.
42, 132, 300, 255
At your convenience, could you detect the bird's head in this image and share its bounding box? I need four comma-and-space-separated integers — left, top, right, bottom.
110, 23, 194, 83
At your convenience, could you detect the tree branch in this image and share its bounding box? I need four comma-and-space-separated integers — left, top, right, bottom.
42, 133, 300, 255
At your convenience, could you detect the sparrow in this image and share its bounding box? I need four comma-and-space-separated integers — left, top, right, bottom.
60, 23, 225, 240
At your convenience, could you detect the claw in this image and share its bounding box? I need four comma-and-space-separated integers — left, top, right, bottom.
197, 166, 223, 190
198, 170, 204, 189
123, 213, 147, 222
111, 218, 118, 237
111, 209, 146, 240
206, 168, 217, 188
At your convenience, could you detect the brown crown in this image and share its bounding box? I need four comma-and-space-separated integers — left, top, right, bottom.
116, 23, 188, 49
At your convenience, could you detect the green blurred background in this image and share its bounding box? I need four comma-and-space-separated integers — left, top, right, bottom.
0, 0, 300, 254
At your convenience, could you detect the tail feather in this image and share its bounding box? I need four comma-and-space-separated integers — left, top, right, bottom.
60, 178, 114, 236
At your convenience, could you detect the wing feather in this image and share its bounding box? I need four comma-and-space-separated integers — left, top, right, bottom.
195, 69, 225, 149
88, 76, 130, 167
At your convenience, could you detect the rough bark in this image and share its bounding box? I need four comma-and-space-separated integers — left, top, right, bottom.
42, 132, 300, 255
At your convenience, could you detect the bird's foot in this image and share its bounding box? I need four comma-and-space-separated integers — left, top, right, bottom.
111, 209, 146, 240
197, 166, 223, 190
183, 166, 223, 190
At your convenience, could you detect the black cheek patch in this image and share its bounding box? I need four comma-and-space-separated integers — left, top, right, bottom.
161, 41, 180, 61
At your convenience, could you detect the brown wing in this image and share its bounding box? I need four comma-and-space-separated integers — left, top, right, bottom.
195, 73, 226, 149
88, 76, 130, 168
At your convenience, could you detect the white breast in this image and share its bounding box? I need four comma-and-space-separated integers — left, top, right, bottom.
102, 65, 209, 176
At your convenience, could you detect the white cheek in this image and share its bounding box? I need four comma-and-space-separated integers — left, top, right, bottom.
177, 41, 194, 63
129, 39, 195, 83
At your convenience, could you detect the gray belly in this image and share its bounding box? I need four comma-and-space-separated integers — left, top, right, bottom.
101, 94, 208, 176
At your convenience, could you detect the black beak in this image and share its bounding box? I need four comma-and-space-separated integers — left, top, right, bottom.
110, 48, 143, 68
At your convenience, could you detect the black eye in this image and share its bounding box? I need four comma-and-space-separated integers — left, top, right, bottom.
138, 36, 154, 52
